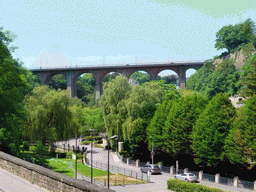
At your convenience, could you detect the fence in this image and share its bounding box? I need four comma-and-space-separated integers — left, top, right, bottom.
85, 158, 150, 183
116, 152, 256, 191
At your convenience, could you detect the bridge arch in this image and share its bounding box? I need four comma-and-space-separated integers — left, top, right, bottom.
31, 61, 204, 99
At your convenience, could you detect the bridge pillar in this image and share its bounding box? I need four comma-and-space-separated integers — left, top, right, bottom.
65, 71, 77, 97
94, 75, 103, 100
178, 66, 186, 90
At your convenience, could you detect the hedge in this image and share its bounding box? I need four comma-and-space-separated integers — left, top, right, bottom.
167, 178, 225, 192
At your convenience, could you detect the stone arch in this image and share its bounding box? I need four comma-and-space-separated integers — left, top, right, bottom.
156, 69, 179, 86
129, 70, 150, 85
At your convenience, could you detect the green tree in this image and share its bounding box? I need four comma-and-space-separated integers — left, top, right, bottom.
77, 73, 96, 105
147, 100, 175, 151
163, 93, 208, 156
215, 18, 256, 53
187, 59, 241, 98
130, 71, 150, 84
191, 93, 236, 165
224, 96, 256, 165
23, 85, 81, 144
100, 75, 131, 141
83, 107, 105, 133
49, 74, 67, 90
0, 27, 28, 155
241, 54, 256, 96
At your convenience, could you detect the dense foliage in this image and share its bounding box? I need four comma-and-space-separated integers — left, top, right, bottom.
187, 59, 241, 99
215, 18, 256, 53
224, 95, 256, 164
191, 93, 236, 165
0, 27, 34, 155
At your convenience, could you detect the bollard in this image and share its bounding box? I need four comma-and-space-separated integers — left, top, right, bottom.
170, 166, 174, 175
136, 159, 140, 167
199, 170, 203, 181
233, 176, 239, 187
215, 173, 220, 184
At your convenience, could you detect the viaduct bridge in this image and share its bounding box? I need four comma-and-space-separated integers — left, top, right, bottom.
30, 61, 205, 99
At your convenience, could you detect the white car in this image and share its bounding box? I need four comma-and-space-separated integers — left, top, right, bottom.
174, 173, 199, 182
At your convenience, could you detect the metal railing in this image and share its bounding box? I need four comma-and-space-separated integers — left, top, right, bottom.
85, 158, 150, 182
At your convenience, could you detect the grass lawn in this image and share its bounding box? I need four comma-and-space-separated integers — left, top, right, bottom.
48, 158, 74, 177
48, 158, 145, 185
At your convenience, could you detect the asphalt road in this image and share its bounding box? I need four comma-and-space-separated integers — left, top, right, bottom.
57, 139, 255, 192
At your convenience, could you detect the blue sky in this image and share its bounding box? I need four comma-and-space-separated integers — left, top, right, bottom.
1, 0, 256, 77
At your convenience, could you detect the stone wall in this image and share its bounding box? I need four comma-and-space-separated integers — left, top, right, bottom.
0, 151, 115, 192
214, 48, 256, 69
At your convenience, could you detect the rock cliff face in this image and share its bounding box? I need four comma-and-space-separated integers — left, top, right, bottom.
214, 48, 256, 69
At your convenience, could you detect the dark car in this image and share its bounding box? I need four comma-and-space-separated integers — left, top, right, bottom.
140, 164, 161, 174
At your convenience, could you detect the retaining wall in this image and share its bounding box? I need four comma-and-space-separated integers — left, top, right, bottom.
0, 151, 114, 192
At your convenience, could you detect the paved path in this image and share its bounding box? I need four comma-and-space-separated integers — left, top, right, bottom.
0, 168, 48, 192
57, 139, 254, 192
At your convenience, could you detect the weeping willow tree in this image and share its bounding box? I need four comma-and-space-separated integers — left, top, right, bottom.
100, 75, 165, 142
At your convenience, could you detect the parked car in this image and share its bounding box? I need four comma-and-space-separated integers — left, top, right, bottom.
140, 164, 161, 174
174, 173, 199, 182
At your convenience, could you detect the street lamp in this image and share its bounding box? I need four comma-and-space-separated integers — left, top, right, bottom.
89, 129, 95, 183
107, 135, 119, 189
150, 136, 154, 164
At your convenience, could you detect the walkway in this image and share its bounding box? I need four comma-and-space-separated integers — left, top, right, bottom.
57, 140, 254, 192
0, 168, 48, 192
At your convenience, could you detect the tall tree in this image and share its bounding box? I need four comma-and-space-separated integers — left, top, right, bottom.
163, 93, 208, 156
215, 18, 256, 53
191, 93, 236, 165
23, 85, 81, 144
241, 54, 256, 96
147, 100, 175, 151
0, 27, 28, 155
130, 71, 150, 84
224, 95, 256, 165
100, 75, 131, 141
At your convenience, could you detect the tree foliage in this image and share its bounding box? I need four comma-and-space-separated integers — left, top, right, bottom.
130, 71, 150, 84
187, 59, 241, 98
191, 93, 236, 165
23, 85, 82, 144
241, 54, 256, 96
0, 27, 29, 155
163, 93, 208, 156
224, 96, 256, 165
215, 18, 256, 53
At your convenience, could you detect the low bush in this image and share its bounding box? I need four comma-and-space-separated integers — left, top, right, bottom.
167, 178, 224, 192
81, 140, 91, 145
66, 151, 73, 159
34, 142, 48, 156
23, 141, 29, 151
84, 136, 102, 141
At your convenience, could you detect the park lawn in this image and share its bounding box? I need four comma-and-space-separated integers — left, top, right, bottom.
48, 158, 74, 177
70, 159, 114, 177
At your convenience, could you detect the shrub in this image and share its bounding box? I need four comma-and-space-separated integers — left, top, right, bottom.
23, 141, 29, 151
167, 178, 224, 192
81, 140, 92, 145
35, 142, 48, 156
77, 154, 83, 159
66, 151, 73, 159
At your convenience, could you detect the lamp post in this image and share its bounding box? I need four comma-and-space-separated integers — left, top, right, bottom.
75, 135, 77, 179
89, 129, 95, 183
107, 135, 119, 189
150, 136, 154, 164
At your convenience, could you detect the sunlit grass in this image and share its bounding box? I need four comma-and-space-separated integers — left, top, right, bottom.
48, 158, 145, 185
